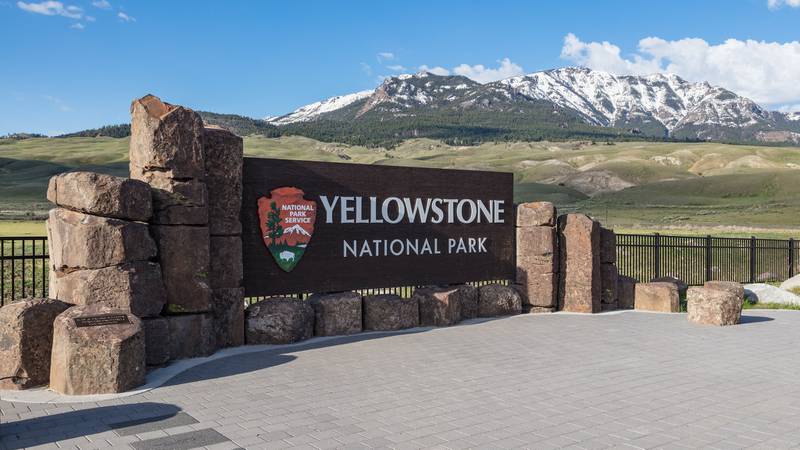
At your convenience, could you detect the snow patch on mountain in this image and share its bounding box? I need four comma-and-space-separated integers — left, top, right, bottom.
268, 90, 373, 125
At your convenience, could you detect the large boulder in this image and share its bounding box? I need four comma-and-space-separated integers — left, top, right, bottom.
363, 295, 419, 331
204, 126, 243, 236
47, 172, 152, 222
50, 304, 145, 395
245, 298, 314, 344
151, 225, 212, 313
779, 273, 800, 292
129, 94, 205, 181
0, 299, 71, 390
415, 287, 462, 327
49, 262, 166, 318
600, 228, 616, 264
212, 288, 245, 348
47, 208, 156, 271
687, 286, 743, 326
558, 214, 601, 313
209, 235, 243, 289
478, 284, 522, 317
308, 292, 362, 336
651, 276, 688, 298
704, 281, 745, 300
456, 285, 479, 320
165, 313, 216, 359
744, 283, 800, 306
142, 317, 170, 366
635, 282, 680, 313
617, 275, 637, 309
516, 202, 556, 227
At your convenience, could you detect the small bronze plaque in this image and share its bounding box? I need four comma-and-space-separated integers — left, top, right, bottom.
74, 314, 131, 328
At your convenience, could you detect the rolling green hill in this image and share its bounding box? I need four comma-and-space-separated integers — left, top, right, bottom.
1, 135, 800, 233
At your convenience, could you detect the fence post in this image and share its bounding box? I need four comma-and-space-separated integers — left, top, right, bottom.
654, 233, 661, 279
705, 235, 713, 282
790, 238, 795, 278
750, 236, 757, 284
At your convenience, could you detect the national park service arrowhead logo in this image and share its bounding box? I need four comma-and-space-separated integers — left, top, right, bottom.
258, 187, 317, 272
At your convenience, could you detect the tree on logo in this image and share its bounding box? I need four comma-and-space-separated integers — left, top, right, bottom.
266, 201, 283, 246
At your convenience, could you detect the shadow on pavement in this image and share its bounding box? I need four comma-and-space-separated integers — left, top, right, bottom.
740, 315, 775, 324
0, 402, 180, 450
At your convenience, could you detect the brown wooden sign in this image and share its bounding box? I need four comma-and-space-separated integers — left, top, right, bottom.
241, 158, 514, 296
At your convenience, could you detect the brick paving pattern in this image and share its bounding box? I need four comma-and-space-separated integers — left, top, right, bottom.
3, 310, 800, 449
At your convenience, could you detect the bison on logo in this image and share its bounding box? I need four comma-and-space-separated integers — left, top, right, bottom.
257, 187, 317, 272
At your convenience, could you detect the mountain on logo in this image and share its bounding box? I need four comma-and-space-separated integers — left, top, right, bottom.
283, 224, 311, 237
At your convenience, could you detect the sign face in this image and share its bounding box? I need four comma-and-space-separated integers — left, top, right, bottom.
74, 314, 131, 328
242, 158, 514, 296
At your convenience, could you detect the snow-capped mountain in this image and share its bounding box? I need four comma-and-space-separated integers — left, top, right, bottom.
266, 67, 800, 143
283, 224, 311, 237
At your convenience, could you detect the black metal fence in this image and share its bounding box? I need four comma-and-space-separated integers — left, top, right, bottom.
3, 233, 800, 306
1, 237, 49, 306
616, 234, 799, 285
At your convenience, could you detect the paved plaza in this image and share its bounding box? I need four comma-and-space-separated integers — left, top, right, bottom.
3, 310, 800, 449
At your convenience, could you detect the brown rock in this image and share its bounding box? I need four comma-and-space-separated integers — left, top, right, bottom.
516, 226, 557, 272
129, 94, 205, 180
558, 214, 601, 313
47, 208, 156, 271
308, 292, 362, 336
514, 272, 557, 308
651, 276, 688, 297
212, 288, 245, 348
478, 284, 522, 317
600, 228, 616, 264
456, 285, 479, 320
516, 202, 556, 227
687, 286, 743, 326
617, 275, 636, 309
635, 282, 680, 313
415, 287, 462, 327
49, 304, 145, 395
210, 235, 243, 289
142, 317, 170, 366
147, 178, 208, 226
47, 172, 152, 222
601, 264, 619, 309
152, 225, 212, 313
245, 298, 314, 344
204, 126, 243, 236
704, 281, 745, 300
523, 305, 556, 314
363, 294, 419, 331
0, 299, 71, 390
49, 262, 166, 318
166, 313, 216, 359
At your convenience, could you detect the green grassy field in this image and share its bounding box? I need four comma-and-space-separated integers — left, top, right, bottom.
2, 135, 800, 236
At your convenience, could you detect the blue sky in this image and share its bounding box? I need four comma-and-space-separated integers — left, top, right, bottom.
2, 0, 800, 135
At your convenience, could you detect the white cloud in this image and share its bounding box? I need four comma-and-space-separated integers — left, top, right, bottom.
117, 11, 134, 22
17, 1, 82, 18
768, 0, 800, 8
452, 58, 525, 83
84, 15, 94, 21
386, 64, 407, 72
91, 0, 110, 9
360, 62, 372, 76
69, 22, 83, 29
377, 52, 395, 62
560, 33, 800, 107
418, 65, 450, 76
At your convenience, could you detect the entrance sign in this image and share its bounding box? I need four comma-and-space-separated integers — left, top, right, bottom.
242, 158, 514, 296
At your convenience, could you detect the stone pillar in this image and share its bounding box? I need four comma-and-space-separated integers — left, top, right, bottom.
46, 172, 166, 318
204, 126, 245, 349
600, 227, 619, 311
514, 202, 558, 313
557, 213, 601, 313
130, 94, 212, 318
